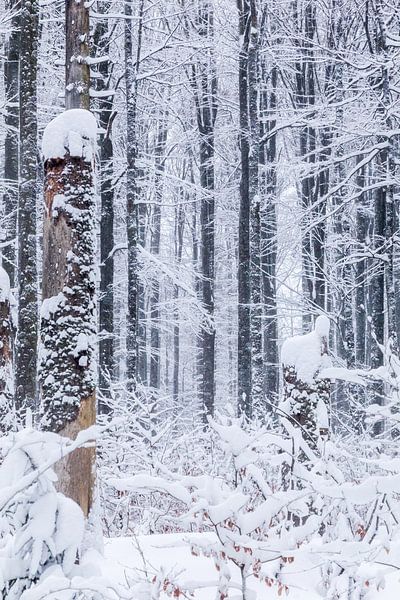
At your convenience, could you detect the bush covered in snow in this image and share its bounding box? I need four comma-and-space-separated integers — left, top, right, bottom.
0, 425, 134, 600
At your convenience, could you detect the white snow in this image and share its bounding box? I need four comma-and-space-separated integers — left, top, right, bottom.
42, 109, 97, 161
100, 533, 321, 600
0, 266, 10, 303
281, 315, 331, 382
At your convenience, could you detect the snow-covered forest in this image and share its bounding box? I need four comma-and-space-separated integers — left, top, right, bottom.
0, 0, 400, 598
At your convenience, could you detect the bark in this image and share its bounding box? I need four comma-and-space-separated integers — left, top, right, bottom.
149, 120, 168, 391
0, 270, 13, 431
173, 201, 185, 410
15, 0, 39, 414
293, 1, 324, 329
248, 2, 263, 412
65, 0, 90, 109
354, 166, 370, 367
190, 0, 217, 418
93, 14, 115, 411
125, 0, 144, 389
3, 0, 19, 287
237, 0, 253, 418
260, 61, 279, 406
40, 152, 96, 517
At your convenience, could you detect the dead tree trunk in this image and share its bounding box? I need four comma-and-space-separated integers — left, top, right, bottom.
281, 316, 331, 449
65, 0, 90, 109
39, 111, 97, 517
0, 268, 14, 430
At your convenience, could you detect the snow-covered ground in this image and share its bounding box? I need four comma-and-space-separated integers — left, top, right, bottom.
101, 532, 321, 599
98, 532, 400, 599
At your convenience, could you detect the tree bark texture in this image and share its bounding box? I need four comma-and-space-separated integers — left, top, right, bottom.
40, 153, 96, 518
3, 0, 19, 287
65, 0, 90, 109
0, 270, 13, 431
93, 14, 115, 410
125, 0, 144, 390
260, 64, 279, 405
149, 119, 168, 391
237, 0, 252, 418
15, 0, 39, 414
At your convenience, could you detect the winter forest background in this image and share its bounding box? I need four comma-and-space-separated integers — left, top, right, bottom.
0, 0, 400, 598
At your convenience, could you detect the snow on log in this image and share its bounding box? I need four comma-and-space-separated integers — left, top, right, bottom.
39, 109, 97, 517
281, 315, 331, 447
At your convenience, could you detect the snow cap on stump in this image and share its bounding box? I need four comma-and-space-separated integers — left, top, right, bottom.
281, 314, 331, 383
42, 109, 97, 162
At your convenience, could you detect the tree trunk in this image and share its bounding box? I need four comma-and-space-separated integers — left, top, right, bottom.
260, 64, 279, 406
0, 268, 13, 431
125, 0, 144, 390
149, 119, 168, 391
3, 0, 19, 287
189, 0, 217, 418
293, 1, 323, 329
248, 2, 263, 412
173, 201, 185, 411
15, 0, 39, 414
40, 112, 97, 517
237, 0, 252, 418
65, 0, 90, 109
93, 14, 115, 411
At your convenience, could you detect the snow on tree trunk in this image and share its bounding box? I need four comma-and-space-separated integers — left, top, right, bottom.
39, 109, 97, 518
281, 315, 331, 448
0, 267, 14, 430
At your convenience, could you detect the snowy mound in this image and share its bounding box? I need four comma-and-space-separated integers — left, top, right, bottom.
42, 109, 97, 161
281, 315, 331, 383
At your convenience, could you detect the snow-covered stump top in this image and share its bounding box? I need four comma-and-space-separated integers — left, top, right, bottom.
281, 316, 332, 448
39, 109, 97, 516
41, 109, 97, 164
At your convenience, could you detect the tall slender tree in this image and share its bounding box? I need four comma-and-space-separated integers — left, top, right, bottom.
15, 0, 39, 413
125, 0, 145, 390
190, 0, 218, 417
3, 0, 19, 287
93, 8, 116, 410
237, 0, 255, 418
